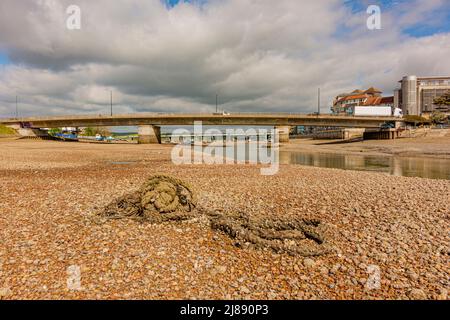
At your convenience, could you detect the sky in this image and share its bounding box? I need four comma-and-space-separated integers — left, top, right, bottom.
0, 0, 449, 118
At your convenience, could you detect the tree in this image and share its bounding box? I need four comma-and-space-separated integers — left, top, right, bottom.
48, 128, 62, 135
403, 115, 430, 127
82, 126, 111, 137
83, 127, 96, 136
433, 91, 450, 107
95, 127, 111, 137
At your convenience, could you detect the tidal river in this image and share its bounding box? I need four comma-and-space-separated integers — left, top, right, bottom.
280, 151, 450, 180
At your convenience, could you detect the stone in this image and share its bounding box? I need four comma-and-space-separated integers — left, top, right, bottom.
0, 287, 11, 297
407, 270, 419, 281
330, 264, 340, 274
303, 258, 315, 268
215, 265, 227, 274
320, 267, 329, 275
240, 286, 250, 294
408, 289, 427, 300
437, 288, 447, 300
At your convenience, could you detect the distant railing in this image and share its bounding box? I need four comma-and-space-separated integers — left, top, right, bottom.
0, 112, 399, 123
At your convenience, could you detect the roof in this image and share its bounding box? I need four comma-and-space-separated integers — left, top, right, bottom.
334, 87, 389, 106
364, 87, 382, 94
337, 94, 368, 103
380, 96, 394, 104
335, 94, 394, 106
363, 96, 382, 105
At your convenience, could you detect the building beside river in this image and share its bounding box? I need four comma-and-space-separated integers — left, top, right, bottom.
394, 76, 450, 116
332, 87, 394, 115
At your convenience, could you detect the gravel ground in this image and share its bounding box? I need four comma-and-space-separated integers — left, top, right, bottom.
0, 140, 448, 300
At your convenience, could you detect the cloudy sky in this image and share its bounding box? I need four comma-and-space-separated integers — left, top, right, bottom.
0, 0, 449, 117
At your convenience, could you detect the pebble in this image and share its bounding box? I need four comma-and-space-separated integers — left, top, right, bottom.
408, 289, 427, 300
319, 267, 329, 275
436, 288, 447, 300
303, 258, 315, 268
330, 264, 340, 274
215, 266, 227, 274
240, 286, 250, 294
407, 270, 419, 281
0, 287, 11, 297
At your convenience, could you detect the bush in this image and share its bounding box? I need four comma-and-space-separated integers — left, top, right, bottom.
404, 115, 430, 125
83, 127, 96, 136
82, 126, 111, 137
0, 125, 17, 135
48, 128, 62, 135
430, 111, 448, 124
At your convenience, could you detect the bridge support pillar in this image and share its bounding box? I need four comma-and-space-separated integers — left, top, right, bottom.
275, 126, 290, 143
138, 125, 161, 144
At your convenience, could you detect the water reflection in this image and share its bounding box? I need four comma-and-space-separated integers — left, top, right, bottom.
280, 152, 450, 180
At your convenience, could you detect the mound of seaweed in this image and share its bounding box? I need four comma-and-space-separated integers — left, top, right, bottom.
98, 175, 331, 257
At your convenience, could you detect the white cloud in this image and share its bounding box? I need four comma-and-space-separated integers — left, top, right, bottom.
0, 0, 449, 117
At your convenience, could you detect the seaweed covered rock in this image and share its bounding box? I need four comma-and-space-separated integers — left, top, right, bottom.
100, 192, 143, 219
140, 175, 196, 214
98, 174, 331, 256
209, 211, 331, 257
99, 175, 196, 222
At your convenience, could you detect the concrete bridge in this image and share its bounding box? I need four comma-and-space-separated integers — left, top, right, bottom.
0, 113, 401, 143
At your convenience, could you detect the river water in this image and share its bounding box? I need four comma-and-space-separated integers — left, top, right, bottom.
190, 144, 450, 180
185, 144, 450, 180
280, 151, 450, 180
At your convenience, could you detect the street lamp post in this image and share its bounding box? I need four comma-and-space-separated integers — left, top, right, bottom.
317, 88, 321, 115
110, 91, 113, 116
216, 93, 218, 113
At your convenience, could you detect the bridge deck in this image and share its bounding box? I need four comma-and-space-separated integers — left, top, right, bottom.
0, 113, 399, 128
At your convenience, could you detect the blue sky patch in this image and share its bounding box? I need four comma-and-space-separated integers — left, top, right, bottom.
344, 0, 450, 38
163, 0, 208, 9
0, 52, 10, 65
163, 0, 191, 8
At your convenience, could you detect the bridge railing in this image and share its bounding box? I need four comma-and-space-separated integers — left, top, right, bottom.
0, 112, 317, 121
0, 112, 399, 123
